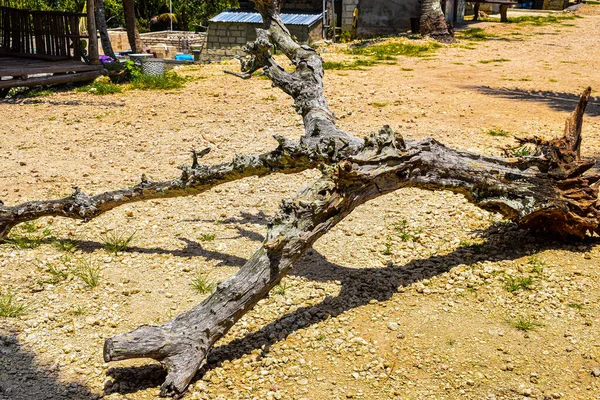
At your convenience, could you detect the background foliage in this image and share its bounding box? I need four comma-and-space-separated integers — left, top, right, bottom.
0, 0, 238, 31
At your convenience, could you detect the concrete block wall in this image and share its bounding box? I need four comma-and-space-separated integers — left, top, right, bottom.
356, 0, 420, 36
201, 22, 318, 62
200, 22, 247, 62
341, 0, 359, 31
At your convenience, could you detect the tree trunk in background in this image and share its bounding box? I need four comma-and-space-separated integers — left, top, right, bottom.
122, 0, 143, 52
420, 0, 455, 43
86, 0, 100, 64
95, 0, 118, 60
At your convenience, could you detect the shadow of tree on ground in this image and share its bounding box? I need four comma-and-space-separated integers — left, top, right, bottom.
0, 327, 92, 400
104, 210, 598, 396
465, 86, 600, 116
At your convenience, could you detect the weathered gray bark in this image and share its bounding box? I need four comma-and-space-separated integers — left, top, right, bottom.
0, 138, 319, 239
420, 0, 455, 43
95, 0, 118, 61
1, 0, 599, 397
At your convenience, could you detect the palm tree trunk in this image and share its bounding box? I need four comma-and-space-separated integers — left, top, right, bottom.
420, 0, 454, 42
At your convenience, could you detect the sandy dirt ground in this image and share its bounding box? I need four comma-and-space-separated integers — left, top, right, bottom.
2, 6, 600, 400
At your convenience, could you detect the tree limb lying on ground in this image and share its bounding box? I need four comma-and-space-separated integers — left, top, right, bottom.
2, 0, 599, 396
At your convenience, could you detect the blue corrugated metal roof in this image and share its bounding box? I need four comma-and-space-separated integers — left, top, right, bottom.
210, 10, 322, 27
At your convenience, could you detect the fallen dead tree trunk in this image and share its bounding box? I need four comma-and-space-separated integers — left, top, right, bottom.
2, 0, 599, 397
104, 116, 600, 395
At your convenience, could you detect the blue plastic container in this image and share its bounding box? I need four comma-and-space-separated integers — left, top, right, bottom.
175, 54, 194, 61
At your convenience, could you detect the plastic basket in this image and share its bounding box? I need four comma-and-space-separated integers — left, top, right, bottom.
141, 58, 166, 76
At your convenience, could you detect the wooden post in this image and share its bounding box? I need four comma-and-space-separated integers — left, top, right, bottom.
86, 0, 99, 64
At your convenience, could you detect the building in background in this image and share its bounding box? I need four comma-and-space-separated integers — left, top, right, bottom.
202, 1, 322, 62
202, 0, 465, 62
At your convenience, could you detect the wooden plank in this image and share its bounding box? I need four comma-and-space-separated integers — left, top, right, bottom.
0, 62, 103, 77
0, 69, 102, 89
33, 11, 44, 56
1, 52, 71, 61
70, 15, 80, 60
44, 14, 51, 56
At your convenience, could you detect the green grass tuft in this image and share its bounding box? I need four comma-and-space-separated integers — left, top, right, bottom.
0, 294, 27, 317
346, 40, 441, 60
3, 223, 52, 249
272, 282, 289, 296
528, 256, 546, 274
130, 71, 186, 90
382, 236, 393, 255
190, 273, 217, 294
567, 303, 583, 311
458, 240, 485, 254
322, 59, 379, 70
508, 14, 580, 25
485, 127, 510, 137
505, 145, 536, 157
70, 305, 88, 316
510, 315, 541, 331
76, 81, 122, 95
72, 258, 100, 288
393, 220, 421, 242
52, 239, 79, 252
504, 275, 534, 292
198, 233, 216, 242
479, 58, 511, 64
456, 27, 494, 40
100, 230, 136, 254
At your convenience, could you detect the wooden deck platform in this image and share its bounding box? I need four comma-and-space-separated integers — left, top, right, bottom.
0, 56, 104, 91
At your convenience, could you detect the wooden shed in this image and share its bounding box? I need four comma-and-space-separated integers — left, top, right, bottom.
0, 1, 102, 96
